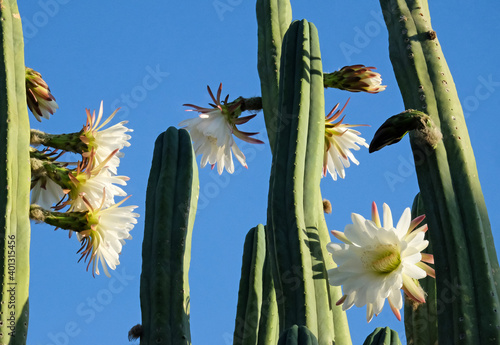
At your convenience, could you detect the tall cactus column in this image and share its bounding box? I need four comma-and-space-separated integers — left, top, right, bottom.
0, 1, 31, 343
256, 0, 292, 152
140, 127, 199, 345
379, 0, 500, 343
266, 19, 350, 345
233, 225, 279, 345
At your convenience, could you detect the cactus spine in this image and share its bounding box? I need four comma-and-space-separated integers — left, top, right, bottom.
362, 327, 402, 345
0, 0, 31, 343
404, 194, 437, 345
266, 19, 350, 345
140, 127, 199, 344
233, 225, 279, 345
379, 0, 500, 343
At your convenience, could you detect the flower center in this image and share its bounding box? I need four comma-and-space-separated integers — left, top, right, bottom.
361, 244, 401, 274
207, 136, 218, 145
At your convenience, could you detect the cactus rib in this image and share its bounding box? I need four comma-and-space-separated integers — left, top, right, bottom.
404, 193, 438, 345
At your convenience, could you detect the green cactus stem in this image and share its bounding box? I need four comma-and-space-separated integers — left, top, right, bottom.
139, 127, 199, 345
404, 193, 438, 345
0, 1, 31, 343
256, 0, 292, 152
362, 327, 402, 345
233, 224, 279, 345
277, 325, 319, 345
379, 0, 500, 343
266, 19, 350, 345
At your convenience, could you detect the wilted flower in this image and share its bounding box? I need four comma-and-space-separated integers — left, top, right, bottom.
327, 202, 435, 322
179, 84, 263, 174
26, 67, 58, 121
324, 65, 387, 93
323, 100, 369, 180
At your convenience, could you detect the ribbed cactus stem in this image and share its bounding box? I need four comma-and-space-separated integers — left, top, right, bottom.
404, 193, 437, 345
0, 0, 31, 343
233, 225, 279, 345
379, 0, 500, 343
139, 127, 199, 345
256, 0, 292, 152
277, 325, 319, 345
362, 327, 402, 345
266, 19, 350, 345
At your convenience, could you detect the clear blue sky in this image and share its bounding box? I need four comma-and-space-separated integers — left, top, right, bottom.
19, 1, 499, 344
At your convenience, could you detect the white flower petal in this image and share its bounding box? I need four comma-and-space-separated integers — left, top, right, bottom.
382, 203, 393, 229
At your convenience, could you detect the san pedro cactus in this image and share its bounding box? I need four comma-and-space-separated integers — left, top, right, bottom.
0, 0, 31, 342
233, 224, 279, 345
362, 327, 402, 345
404, 194, 437, 345
139, 127, 199, 345
378, 0, 500, 343
277, 325, 319, 345
256, 0, 292, 152
266, 19, 350, 345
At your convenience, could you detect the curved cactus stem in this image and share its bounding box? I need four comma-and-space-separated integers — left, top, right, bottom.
233, 224, 279, 345
404, 193, 438, 345
256, 0, 292, 152
0, 1, 31, 343
140, 127, 199, 345
266, 19, 351, 345
379, 0, 500, 343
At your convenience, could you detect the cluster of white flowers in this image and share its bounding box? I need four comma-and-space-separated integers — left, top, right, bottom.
30, 102, 138, 277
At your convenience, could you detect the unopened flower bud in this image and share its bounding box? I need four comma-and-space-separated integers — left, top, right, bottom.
324, 65, 386, 93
